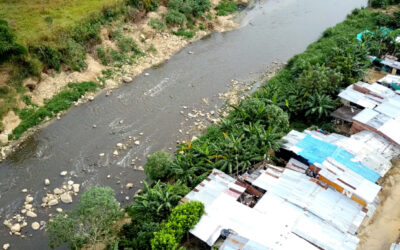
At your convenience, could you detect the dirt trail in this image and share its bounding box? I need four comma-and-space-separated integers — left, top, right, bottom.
357, 159, 400, 250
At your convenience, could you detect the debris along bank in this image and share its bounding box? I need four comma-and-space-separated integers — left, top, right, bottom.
183, 128, 399, 249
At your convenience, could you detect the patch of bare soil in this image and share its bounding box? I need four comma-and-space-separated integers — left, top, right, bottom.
364, 68, 387, 84
357, 159, 400, 250
0, 111, 21, 144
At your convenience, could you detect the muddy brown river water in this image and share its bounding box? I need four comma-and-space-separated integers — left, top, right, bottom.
0, 0, 367, 248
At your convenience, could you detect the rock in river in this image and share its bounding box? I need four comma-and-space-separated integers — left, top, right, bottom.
31, 222, 40, 230
26, 211, 37, 218
60, 193, 73, 203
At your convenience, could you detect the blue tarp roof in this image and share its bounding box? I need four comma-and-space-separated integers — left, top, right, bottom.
295, 135, 380, 183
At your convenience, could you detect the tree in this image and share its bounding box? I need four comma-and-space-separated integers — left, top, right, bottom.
304, 93, 336, 120
127, 181, 189, 222
0, 19, 27, 64
144, 151, 174, 181
151, 201, 204, 250
47, 187, 123, 249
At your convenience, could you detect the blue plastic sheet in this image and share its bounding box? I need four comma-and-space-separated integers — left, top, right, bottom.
295, 135, 380, 183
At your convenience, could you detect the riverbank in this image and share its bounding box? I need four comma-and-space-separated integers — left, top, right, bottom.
0, 0, 370, 248
0, 0, 243, 160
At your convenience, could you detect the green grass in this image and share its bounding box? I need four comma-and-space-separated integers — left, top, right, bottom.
0, 0, 126, 45
215, 0, 238, 16
9, 81, 98, 140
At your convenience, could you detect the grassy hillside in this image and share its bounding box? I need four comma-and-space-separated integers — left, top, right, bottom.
0, 0, 125, 45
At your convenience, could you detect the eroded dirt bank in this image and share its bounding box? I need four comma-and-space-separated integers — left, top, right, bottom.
357, 159, 400, 250
0, 3, 239, 149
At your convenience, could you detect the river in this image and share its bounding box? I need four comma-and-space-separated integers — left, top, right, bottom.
0, 0, 367, 248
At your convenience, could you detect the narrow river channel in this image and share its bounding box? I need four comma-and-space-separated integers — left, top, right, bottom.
0, 0, 367, 248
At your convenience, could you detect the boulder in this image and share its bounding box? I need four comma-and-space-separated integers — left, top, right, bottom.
126, 183, 134, 189
44, 179, 50, 186
72, 184, 80, 193
48, 199, 59, 206
60, 171, 68, 176
122, 76, 133, 83
11, 223, 21, 233
53, 188, 64, 195
21, 189, 28, 193
31, 222, 40, 230
113, 150, 119, 156
26, 211, 37, 218
67, 180, 74, 186
24, 204, 33, 210
3, 243, 10, 250
60, 193, 73, 204
25, 196, 33, 203
56, 208, 63, 213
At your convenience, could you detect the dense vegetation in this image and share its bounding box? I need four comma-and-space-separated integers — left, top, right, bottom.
47, 187, 123, 249
115, 7, 400, 249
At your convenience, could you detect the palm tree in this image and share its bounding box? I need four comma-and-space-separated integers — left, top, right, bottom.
304, 93, 336, 120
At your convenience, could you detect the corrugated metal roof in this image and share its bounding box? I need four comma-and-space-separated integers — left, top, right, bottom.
219, 234, 269, 250
292, 135, 381, 183
338, 85, 379, 109
186, 169, 360, 250
381, 58, 400, 70
250, 168, 367, 235
378, 118, 400, 145
353, 108, 379, 124
335, 130, 400, 177
379, 74, 400, 85
390, 243, 400, 250
316, 158, 381, 204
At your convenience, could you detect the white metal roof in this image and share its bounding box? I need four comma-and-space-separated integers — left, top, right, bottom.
379, 74, 400, 85
251, 168, 367, 235
186, 169, 360, 250
352, 108, 379, 124
378, 118, 400, 145
335, 130, 400, 177
316, 158, 381, 204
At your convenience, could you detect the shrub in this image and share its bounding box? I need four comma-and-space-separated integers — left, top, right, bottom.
187, 0, 212, 17
0, 19, 27, 64
151, 201, 204, 250
173, 29, 195, 38
144, 151, 174, 181
72, 21, 102, 45
62, 39, 87, 71
47, 187, 123, 249
31, 45, 62, 71
128, 0, 159, 11
118, 221, 161, 249
149, 18, 166, 31
166, 10, 187, 26
215, 0, 238, 16
96, 46, 110, 65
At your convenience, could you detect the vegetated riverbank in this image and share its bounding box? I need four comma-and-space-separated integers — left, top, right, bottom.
56, 5, 400, 250
0, 0, 245, 159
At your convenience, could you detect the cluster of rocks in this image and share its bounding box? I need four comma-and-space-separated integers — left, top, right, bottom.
109, 133, 143, 158
41, 179, 80, 208
3, 194, 44, 237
